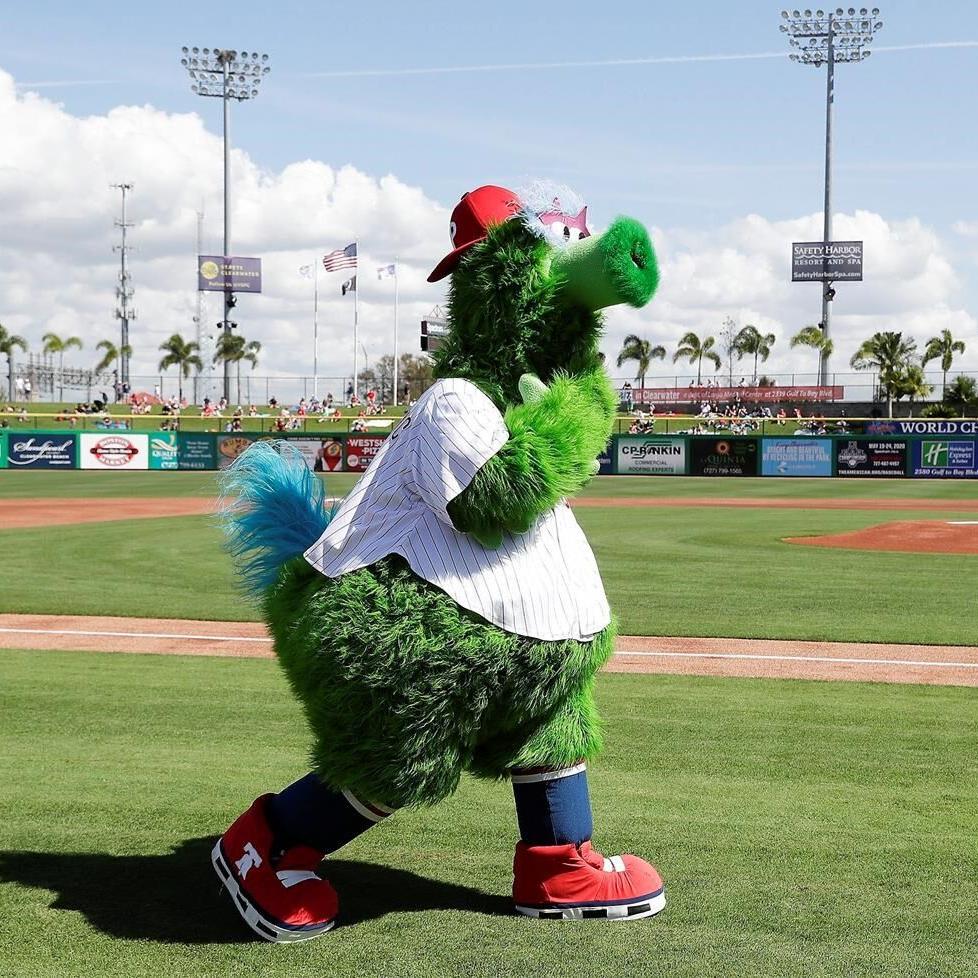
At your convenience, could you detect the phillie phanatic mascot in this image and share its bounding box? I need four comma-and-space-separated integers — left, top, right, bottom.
215, 183, 664, 940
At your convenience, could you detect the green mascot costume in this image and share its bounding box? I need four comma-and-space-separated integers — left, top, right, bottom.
214, 183, 665, 940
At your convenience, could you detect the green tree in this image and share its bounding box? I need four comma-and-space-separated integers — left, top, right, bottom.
0, 323, 28, 402
213, 333, 261, 405
890, 362, 933, 412
921, 329, 966, 396
672, 331, 721, 385
850, 331, 918, 418
733, 325, 776, 383
398, 352, 434, 402
943, 375, 978, 417
615, 334, 666, 388
158, 333, 203, 402
41, 332, 83, 401
789, 325, 834, 378
94, 340, 133, 379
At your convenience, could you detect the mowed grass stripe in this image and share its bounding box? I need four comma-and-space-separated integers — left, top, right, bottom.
0, 504, 973, 643
0, 649, 974, 978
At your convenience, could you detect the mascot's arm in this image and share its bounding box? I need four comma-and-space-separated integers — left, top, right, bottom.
447, 367, 616, 547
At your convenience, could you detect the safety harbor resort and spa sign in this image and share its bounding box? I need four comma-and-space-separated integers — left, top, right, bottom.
616, 436, 686, 475
791, 241, 863, 282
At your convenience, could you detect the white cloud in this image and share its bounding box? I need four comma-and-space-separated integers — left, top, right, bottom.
603, 209, 978, 388
1, 67, 974, 405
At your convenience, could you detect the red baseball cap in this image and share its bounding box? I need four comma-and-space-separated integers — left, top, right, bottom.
427, 185, 523, 282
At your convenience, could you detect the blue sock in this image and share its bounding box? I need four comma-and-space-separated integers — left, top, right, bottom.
267, 772, 392, 855
511, 764, 593, 846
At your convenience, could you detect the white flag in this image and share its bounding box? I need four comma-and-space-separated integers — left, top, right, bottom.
298, 265, 313, 278
376, 263, 396, 280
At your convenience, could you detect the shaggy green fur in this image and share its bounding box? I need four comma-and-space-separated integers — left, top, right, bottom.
447, 368, 616, 546
264, 556, 614, 808
433, 219, 606, 407
549, 217, 659, 311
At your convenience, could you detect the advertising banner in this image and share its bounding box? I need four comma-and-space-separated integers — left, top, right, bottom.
912, 439, 978, 478
633, 385, 843, 405
149, 432, 179, 470
287, 436, 345, 472
761, 438, 832, 477
866, 419, 978, 436
197, 255, 262, 293
344, 435, 386, 473
178, 433, 217, 470
835, 440, 908, 478
690, 437, 759, 477
791, 240, 863, 282
0, 431, 6, 468
79, 432, 149, 470
7, 433, 77, 469
217, 434, 257, 469
616, 436, 685, 475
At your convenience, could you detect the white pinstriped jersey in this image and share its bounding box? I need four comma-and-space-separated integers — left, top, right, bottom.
303, 377, 611, 642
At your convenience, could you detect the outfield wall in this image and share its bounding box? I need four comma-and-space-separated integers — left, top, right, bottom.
1, 429, 977, 479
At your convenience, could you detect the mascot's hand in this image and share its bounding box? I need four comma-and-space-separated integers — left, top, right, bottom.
518, 373, 548, 404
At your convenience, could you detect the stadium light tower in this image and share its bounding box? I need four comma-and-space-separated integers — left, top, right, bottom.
780, 7, 883, 385
180, 46, 270, 401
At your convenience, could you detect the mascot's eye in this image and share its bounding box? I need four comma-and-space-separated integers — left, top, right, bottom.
449, 220, 457, 244
569, 227, 586, 241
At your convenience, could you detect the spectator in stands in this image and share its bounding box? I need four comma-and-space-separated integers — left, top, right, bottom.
620, 382, 633, 412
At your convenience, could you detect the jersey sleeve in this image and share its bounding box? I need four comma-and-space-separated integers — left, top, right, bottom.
410, 379, 509, 521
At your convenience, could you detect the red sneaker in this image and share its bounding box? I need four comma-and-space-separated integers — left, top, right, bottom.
212, 795, 339, 942
513, 841, 665, 920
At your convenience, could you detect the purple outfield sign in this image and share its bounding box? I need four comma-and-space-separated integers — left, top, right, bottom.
197, 255, 262, 293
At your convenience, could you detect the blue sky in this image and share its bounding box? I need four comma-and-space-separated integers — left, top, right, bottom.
5, 0, 976, 231
1, 0, 976, 391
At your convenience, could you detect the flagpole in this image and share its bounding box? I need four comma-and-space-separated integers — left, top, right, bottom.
393, 257, 399, 407
313, 255, 319, 399
353, 241, 359, 402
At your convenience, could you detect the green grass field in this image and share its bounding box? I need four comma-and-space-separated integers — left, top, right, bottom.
1, 470, 976, 976
0, 473, 975, 642
1, 650, 975, 978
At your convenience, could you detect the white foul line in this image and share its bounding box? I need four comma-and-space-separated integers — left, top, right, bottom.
0, 627, 272, 644
1, 627, 976, 669
614, 651, 978, 669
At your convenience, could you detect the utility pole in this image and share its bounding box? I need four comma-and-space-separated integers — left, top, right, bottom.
779, 6, 883, 386
111, 182, 135, 388
193, 206, 205, 404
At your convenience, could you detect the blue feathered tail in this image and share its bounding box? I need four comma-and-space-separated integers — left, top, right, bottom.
219, 440, 334, 597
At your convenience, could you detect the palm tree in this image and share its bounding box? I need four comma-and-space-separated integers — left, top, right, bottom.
850, 331, 918, 418
789, 325, 834, 379
892, 363, 933, 413
0, 323, 28, 402
615, 334, 666, 388
41, 332, 83, 401
672, 331, 721, 385
94, 339, 132, 377
158, 334, 203, 402
943, 376, 978, 416
921, 329, 966, 396
214, 333, 261, 404
733, 325, 776, 383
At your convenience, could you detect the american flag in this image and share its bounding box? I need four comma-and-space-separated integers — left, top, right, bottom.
323, 243, 357, 272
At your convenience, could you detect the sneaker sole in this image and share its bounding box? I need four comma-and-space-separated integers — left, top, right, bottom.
211, 840, 336, 943
514, 890, 666, 921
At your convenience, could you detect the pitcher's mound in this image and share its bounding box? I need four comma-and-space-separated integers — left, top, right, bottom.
786, 520, 978, 555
